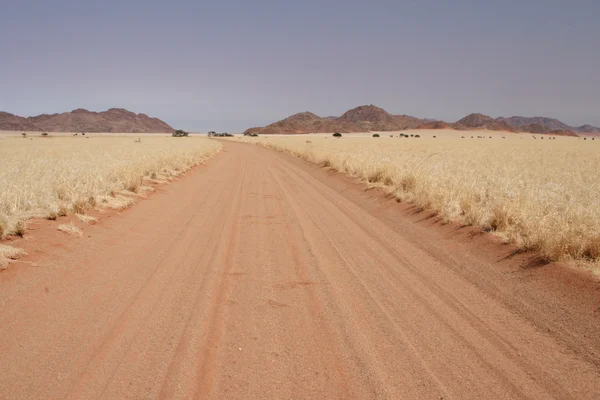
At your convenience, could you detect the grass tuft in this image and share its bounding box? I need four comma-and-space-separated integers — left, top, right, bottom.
0, 244, 27, 271
57, 223, 83, 236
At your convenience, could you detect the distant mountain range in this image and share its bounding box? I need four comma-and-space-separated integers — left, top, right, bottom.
0, 108, 174, 133
244, 105, 600, 136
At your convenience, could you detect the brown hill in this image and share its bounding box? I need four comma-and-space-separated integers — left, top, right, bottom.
338, 105, 422, 131
415, 121, 452, 129
455, 113, 515, 132
245, 105, 424, 135
498, 116, 569, 131
393, 114, 427, 129
521, 123, 551, 134
498, 116, 599, 134
246, 112, 363, 134
576, 125, 600, 134
456, 113, 495, 127
0, 108, 174, 133
0, 112, 41, 131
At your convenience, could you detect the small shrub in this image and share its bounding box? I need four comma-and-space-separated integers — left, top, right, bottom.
41, 132, 48, 136
372, 134, 380, 138
333, 132, 342, 138
13, 220, 26, 237
172, 129, 189, 137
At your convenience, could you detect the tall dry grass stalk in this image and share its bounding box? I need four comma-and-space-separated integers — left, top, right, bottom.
240, 134, 600, 268
0, 137, 221, 237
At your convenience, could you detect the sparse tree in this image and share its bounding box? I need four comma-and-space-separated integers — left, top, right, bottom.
172, 129, 189, 137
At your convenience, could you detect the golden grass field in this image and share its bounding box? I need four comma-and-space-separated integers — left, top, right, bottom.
0, 136, 221, 244
239, 131, 600, 269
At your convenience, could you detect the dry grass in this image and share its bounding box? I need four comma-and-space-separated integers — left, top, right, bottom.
0, 243, 27, 270
0, 137, 221, 237
57, 223, 83, 236
239, 132, 600, 269
75, 214, 98, 225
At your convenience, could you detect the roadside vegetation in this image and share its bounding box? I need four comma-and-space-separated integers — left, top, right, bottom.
0, 136, 221, 265
240, 134, 600, 269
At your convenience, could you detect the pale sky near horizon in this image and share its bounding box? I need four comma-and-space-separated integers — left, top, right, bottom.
1, 0, 599, 132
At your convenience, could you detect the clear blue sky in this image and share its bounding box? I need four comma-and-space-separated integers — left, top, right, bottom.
1, 0, 599, 132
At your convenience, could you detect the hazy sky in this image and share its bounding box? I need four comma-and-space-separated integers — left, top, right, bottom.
1, 0, 599, 132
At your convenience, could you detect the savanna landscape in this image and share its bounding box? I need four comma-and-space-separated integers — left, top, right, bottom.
2, 1, 600, 399
2, 113, 600, 399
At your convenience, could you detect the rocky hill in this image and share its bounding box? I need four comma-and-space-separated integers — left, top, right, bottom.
245, 111, 362, 134
0, 112, 41, 131
243, 105, 424, 135
0, 108, 174, 133
454, 113, 515, 131
497, 116, 599, 134
577, 125, 600, 134
497, 116, 569, 131
456, 113, 494, 127
415, 120, 452, 129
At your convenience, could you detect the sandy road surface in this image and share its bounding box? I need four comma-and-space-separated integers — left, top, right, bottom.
1, 141, 599, 399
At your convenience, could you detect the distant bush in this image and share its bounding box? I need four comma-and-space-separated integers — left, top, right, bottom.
172, 130, 188, 137
333, 132, 342, 138
41, 132, 48, 136
372, 134, 380, 137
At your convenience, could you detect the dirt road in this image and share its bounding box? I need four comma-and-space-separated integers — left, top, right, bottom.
1, 141, 599, 399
